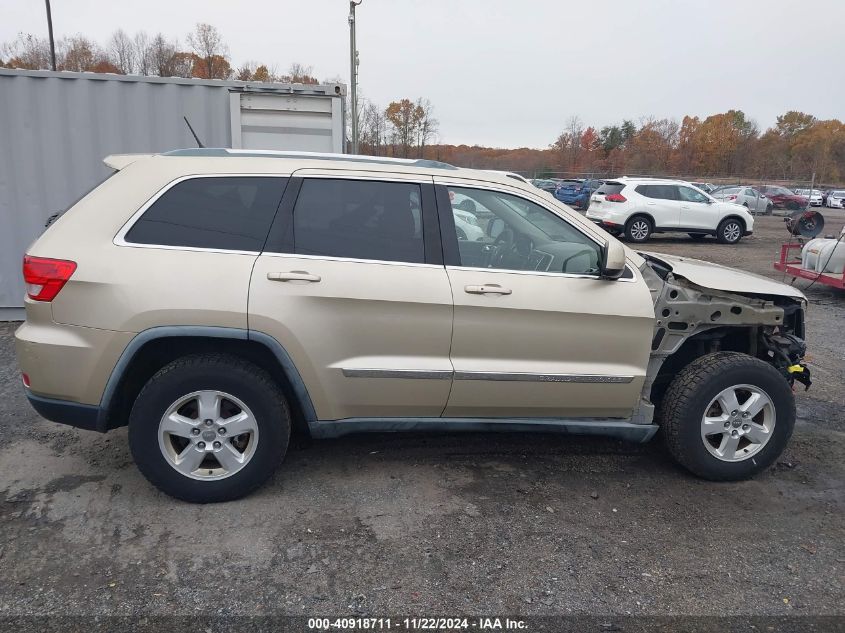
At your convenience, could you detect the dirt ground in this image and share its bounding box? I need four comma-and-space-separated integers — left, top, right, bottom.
0, 212, 843, 625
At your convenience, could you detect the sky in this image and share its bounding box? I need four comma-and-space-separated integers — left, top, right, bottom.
1, 0, 843, 148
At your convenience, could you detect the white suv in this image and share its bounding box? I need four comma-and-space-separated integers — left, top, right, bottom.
587, 178, 754, 244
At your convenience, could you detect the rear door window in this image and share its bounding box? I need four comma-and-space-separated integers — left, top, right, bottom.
292, 178, 425, 264
635, 185, 678, 200
124, 177, 287, 251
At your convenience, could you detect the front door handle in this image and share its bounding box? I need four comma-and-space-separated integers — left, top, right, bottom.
267, 271, 321, 283
464, 284, 512, 295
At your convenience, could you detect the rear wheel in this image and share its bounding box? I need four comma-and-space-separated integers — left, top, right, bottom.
660, 352, 795, 481
624, 215, 652, 243
716, 218, 743, 244
128, 354, 290, 503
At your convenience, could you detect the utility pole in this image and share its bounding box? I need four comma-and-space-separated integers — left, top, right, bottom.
348, 1, 362, 154
45, 0, 57, 71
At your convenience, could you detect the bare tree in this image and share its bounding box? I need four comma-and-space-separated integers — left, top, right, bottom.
284, 62, 318, 84
133, 31, 152, 75
108, 29, 135, 74
186, 23, 228, 79
415, 98, 438, 156
360, 98, 387, 156
149, 33, 178, 77
1, 33, 52, 69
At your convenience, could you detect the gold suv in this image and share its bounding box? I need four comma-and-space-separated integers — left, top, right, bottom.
15, 150, 811, 502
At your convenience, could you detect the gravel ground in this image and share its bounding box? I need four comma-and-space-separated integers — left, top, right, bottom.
0, 213, 843, 625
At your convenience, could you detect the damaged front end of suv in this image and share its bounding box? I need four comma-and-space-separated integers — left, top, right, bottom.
639, 252, 811, 412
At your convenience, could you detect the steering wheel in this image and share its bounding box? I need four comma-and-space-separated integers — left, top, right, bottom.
560, 247, 597, 274
492, 229, 515, 267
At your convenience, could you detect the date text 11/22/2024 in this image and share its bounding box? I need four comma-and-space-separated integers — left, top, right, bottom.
308, 617, 528, 630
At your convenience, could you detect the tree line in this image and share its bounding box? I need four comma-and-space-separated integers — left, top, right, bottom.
543, 111, 845, 185
0, 24, 321, 83
2, 25, 842, 184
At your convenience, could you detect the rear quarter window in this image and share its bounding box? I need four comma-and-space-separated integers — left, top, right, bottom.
124, 177, 288, 251
595, 182, 625, 196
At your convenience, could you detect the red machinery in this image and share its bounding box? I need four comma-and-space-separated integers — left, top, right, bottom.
774, 210, 845, 290
774, 242, 845, 290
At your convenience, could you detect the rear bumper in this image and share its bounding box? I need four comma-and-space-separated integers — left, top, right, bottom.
26, 391, 103, 432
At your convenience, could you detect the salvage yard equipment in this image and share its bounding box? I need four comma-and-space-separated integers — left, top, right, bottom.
774, 226, 845, 291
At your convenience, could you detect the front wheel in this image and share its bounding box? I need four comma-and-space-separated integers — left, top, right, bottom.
128, 354, 291, 503
716, 218, 743, 244
660, 352, 795, 481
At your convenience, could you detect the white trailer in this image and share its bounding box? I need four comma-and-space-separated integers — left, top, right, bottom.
0, 69, 347, 318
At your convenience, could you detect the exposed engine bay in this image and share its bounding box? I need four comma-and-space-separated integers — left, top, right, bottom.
634, 253, 811, 424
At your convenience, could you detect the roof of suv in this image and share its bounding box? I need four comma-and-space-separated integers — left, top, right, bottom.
103, 148, 538, 189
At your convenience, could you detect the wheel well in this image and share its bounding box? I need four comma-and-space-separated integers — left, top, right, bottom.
104, 336, 311, 439
650, 326, 757, 409
627, 213, 654, 228
720, 215, 746, 230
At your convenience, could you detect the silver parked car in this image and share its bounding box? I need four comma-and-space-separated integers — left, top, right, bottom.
712, 186, 773, 215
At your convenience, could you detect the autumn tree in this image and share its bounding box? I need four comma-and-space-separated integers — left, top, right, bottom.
186, 23, 230, 79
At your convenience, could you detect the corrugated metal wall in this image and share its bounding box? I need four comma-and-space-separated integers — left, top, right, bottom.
0, 69, 346, 316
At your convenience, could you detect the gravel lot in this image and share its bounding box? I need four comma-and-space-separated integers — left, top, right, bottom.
1, 213, 843, 625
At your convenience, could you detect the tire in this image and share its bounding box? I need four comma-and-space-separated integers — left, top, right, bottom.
624, 215, 652, 243
660, 352, 795, 481
716, 217, 743, 244
128, 354, 290, 503
688, 233, 707, 240
766, 204, 773, 215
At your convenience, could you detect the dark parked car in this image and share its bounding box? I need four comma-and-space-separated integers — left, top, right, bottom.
554, 178, 602, 210
530, 179, 560, 193
754, 185, 808, 211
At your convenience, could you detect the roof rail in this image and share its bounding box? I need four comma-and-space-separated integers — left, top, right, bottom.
161, 148, 458, 170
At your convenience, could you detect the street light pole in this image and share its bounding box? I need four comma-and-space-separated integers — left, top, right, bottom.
44, 0, 57, 71
348, 0, 362, 154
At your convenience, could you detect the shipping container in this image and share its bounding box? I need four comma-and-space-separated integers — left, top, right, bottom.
0, 69, 347, 318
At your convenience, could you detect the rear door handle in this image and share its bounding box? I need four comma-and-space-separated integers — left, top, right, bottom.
267, 271, 321, 283
464, 284, 512, 295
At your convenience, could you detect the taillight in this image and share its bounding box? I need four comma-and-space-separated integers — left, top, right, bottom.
728, 195, 737, 201
22, 373, 31, 388
605, 193, 627, 202
22, 255, 77, 301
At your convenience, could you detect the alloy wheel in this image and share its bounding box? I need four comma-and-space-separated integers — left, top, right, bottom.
158, 390, 259, 480
700, 384, 776, 462
723, 222, 741, 242
630, 220, 650, 241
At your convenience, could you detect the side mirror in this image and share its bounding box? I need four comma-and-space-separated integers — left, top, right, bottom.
600, 239, 626, 280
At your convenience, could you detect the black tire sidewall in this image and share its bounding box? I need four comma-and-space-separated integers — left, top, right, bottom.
625, 215, 652, 243
128, 359, 290, 503
669, 362, 794, 480
718, 218, 742, 244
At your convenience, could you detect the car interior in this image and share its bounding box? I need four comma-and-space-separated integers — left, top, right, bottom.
447, 187, 601, 275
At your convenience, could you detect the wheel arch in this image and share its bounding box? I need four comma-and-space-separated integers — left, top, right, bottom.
721, 214, 747, 230
98, 326, 316, 438
628, 211, 656, 227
